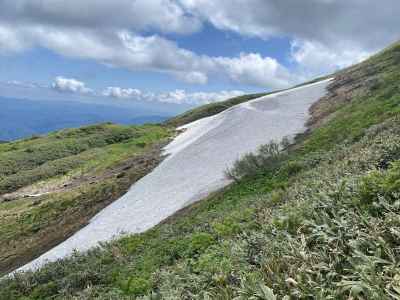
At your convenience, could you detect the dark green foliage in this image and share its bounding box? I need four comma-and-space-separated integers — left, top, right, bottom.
225, 138, 290, 181
119, 276, 151, 296
358, 161, 400, 209
187, 233, 215, 255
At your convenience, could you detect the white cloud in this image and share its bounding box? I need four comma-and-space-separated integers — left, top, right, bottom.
0, 0, 201, 35
176, 71, 208, 84
179, 0, 277, 38
176, 90, 245, 105
180, 0, 400, 75
214, 53, 294, 88
101, 86, 245, 105
5, 77, 245, 106
156, 89, 245, 105
0, 25, 30, 53
291, 40, 372, 76
179, 0, 400, 49
52, 77, 93, 94
102, 87, 142, 99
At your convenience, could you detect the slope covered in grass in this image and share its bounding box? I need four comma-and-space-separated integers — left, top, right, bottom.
1, 42, 400, 299
0, 124, 172, 275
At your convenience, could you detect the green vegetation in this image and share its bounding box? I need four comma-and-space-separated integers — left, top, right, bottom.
0, 123, 172, 275
1, 42, 400, 299
165, 93, 267, 127
0, 124, 171, 194
225, 138, 291, 181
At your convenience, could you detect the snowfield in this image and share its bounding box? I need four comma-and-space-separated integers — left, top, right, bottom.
15, 79, 332, 273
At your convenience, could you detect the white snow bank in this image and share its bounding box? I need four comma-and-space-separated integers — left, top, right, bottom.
14, 78, 332, 273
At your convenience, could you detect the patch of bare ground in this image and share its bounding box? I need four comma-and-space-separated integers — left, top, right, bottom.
308, 59, 383, 129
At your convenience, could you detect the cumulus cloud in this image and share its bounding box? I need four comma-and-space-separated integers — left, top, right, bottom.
214, 53, 293, 88
290, 40, 372, 76
102, 87, 142, 99
101, 86, 245, 105
6, 76, 244, 105
0, 25, 30, 53
180, 0, 400, 73
180, 0, 400, 51
52, 76, 93, 94
155, 90, 245, 105
176, 71, 208, 85
0, 0, 201, 34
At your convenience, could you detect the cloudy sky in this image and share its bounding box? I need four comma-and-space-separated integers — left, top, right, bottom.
0, 0, 399, 107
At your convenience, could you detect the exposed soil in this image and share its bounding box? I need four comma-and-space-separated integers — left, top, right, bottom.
308, 60, 381, 129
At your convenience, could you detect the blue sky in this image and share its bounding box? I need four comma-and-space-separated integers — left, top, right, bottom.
0, 1, 399, 109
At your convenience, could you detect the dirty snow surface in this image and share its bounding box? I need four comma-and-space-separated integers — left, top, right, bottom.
17, 79, 331, 273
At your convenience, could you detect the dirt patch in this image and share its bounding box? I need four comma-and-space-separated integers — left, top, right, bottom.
307, 61, 382, 129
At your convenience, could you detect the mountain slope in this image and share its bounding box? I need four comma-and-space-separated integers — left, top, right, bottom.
0, 124, 173, 275
1, 41, 400, 299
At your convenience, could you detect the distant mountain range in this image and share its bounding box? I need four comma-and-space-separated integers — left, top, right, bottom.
0, 97, 172, 141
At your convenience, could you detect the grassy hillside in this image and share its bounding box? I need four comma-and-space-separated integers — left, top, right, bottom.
1, 42, 400, 299
0, 123, 173, 275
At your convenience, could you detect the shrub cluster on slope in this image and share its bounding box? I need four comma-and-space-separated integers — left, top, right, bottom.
1, 42, 400, 299
225, 138, 291, 182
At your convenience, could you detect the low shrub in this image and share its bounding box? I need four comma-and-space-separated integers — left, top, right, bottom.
225, 138, 291, 181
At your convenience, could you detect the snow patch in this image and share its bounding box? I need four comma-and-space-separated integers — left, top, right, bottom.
13, 78, 333, 274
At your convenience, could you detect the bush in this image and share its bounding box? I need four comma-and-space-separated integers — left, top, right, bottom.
119, 276, 151, 296
187, 233, 215, 256
357, 161, 400, 215
225, 138, 291, 181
